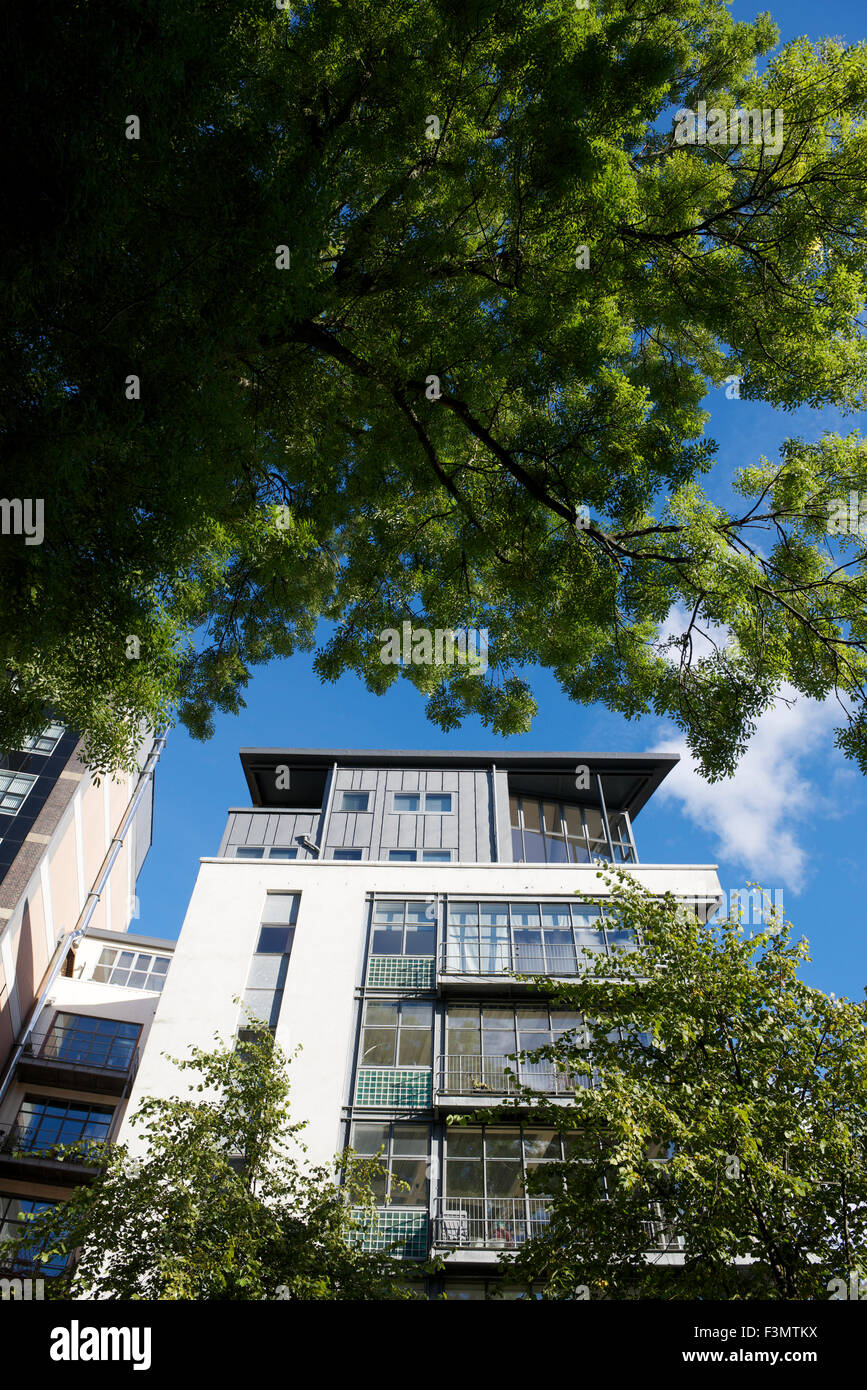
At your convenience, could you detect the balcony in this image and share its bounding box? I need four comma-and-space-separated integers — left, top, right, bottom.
437, 942, 619, 995
0, 1124, 103, 1188
15, 1025, 140, 1098
432, 1197, 553, 1253
434, 1055, 591, 1112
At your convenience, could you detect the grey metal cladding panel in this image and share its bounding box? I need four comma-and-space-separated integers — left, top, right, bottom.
457, 771, 478, 861
372, 769, 388, 854
231, 813, 252, 846
495, 770, 512, 861
273, 816, 300, 847
475, 770, 487, 860
246, 817, 268, 846
350, 813, 373, 848
401, 769, 421, 791
328, 811, 348, 848
442, 770, 459, 792
385, 769, 403, 790
421, 816, 443, 850
381, 813, 399, 850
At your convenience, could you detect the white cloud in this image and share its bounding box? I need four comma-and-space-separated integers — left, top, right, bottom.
650, 690, 846, 891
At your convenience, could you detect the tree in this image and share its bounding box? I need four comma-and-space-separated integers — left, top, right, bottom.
4, 0, 867, 774
489, 872, 867, 1300
0, 1026, 414, 1299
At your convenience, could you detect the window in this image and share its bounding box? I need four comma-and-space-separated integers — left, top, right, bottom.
371, 900, 436, 957
340, 792, 370, 812
509, 795, 634, 865
0, 770, 36, 814
20, 722, 64, 755
333, 848, 363, 860
11, 1097, 114, 1155
441, 1128, 577, 1246
444, 900, 628, 976
361, 1000, 433, 1067
443, 1006, 587, 1094
92, 948, 171, 992
235, 846, 265, 859
387, 850, 452, 862
350, 1123, 430, 1207
243, 894, 299, 1029
0, 1195, 67, 1276
268, 847, 297, 860
392, 793, 453, 813
40, 1013, 141, 1072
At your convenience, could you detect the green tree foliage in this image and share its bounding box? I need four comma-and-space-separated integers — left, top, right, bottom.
0, 1026, 413, 1299
4, 1, 867, 774
491, 873, 867, 1299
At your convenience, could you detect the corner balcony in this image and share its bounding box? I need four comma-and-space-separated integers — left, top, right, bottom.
14, 1027, 140, 1098
0, 1125, 103, 1188
432, 1197, 552, 1256
434, 1055, 591, 1113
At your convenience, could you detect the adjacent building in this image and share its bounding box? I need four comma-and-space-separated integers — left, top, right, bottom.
0, 727, 169, 1280
126, 747, 721, 1298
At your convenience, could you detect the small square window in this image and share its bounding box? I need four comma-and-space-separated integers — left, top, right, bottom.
340, 792, 370, 812
388, 850, 417, 862
236, 846, 265, 859
333, 849, 363, 861
425, 793, 452, 813
268, 847, 297, 860
422, 850, 451, 862
256, 926, 294, 954
393, 793, 420, 813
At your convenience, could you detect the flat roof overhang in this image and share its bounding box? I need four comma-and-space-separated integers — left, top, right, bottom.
239, 749, 678, 819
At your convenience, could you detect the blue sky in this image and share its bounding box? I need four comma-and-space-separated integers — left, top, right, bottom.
136, 0, 867, 1002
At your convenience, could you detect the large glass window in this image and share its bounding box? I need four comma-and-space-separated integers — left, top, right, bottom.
443, 1007, 586, 1094
361, 1001, 433, 1067
440, 1128, 576, 1248
0, 770, 37, 814
371, 901, 435, 957
92, 947, 171, 992
40, 1013, 141, 1072
444, 900, 628, 976
0, 1195, 67, 1276
11, 1097, 114, 1154
509, 795, 634, 864
350, 1123, 430, 1207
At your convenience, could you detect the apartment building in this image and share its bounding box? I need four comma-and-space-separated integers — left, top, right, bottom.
0, 727, 168, 1279
126, 747, 721, 1299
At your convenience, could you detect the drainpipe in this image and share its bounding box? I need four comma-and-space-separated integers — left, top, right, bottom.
0, 729, 167, 1111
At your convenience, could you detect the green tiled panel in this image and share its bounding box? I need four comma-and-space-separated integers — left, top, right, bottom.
354, 1068, 433, 1108
351, 1207, 428, 1259
366, 956, 435, 989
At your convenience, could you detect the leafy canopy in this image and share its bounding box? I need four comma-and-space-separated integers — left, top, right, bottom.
4, 0, 867, 774
490, 872, 867, 1300
0, 1025, 413, 1300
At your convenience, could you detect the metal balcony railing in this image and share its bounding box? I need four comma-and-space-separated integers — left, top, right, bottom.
22, 1026, 140, 1078
433, 1196, 553, 1249
439, 942, 611, 979
436, 1054, 591, 1098
0, 1123, 107, 1166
